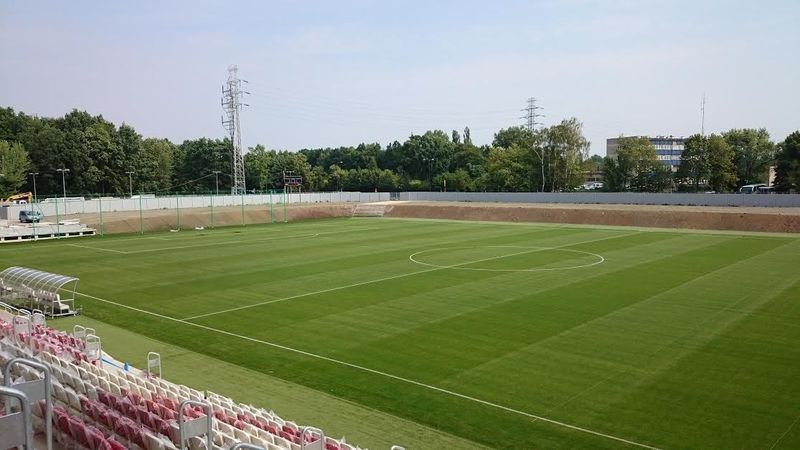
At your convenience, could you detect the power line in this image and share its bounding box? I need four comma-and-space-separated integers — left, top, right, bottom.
221, 64, 249, 195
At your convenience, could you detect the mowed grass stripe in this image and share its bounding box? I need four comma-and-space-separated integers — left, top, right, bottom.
580, 242, 800, 448
329, 236, 780, 385
438, 239, 800, 436
64, 221, 578, 318
214, 231, 692, 353
186, 228, 636, 323
262, 234, 716, 353
175, 227, 599, 319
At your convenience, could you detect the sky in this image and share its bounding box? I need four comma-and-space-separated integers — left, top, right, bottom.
1, 0, 798, 155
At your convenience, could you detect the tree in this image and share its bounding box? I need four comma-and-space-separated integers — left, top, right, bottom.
139, 138, 174, 192
705, 134, 736, 192
723, 128, 775, 186
174, 138, 231, 193
539, 118, 589, 191
676, 134, 708, 191
493, 126, 542, 190
610, 136, 668, 192
0, 141, 31, 198
775, 131, 800, 192
484, 145, 529, 191
602, 157, 623, 191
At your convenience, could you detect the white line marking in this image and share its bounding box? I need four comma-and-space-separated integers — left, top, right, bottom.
409, 245, 605, 272
74, 288, 660, 449
182, 231, 634, 321
67, 243, 127, 254
770, 413, 800, 449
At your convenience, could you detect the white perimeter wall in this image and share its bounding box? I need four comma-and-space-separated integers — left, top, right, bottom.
3, 192, 390, 218
399, 192, 800, 207
5, 191, 800, 220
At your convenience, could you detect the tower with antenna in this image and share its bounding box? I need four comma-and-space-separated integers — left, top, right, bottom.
700, 94, 706, 136
221, 65, 249, 195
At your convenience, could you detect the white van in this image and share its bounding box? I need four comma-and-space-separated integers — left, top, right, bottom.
738, 184, 767, 194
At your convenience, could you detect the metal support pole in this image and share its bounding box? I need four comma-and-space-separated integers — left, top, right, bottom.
139, 195, 144, 234
210, 191, 215, 229
283, 187, 287, 223
30, 209, 36, 240
54, 196, 60, 238
269, 190, 274, 224
176, 193, 181, 230
241, 190, 245, 226
99, 196, 104, 236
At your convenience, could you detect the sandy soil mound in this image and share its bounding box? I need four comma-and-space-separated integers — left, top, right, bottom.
384, 201, 800, 233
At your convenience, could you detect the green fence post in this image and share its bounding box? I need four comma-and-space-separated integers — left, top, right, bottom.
269, 190, 274, 224
99, 196, 104, 236
283, 187, 287, 223
139, 195, 144, 234
210, 191, 215, 229
241, 191, 245, 227
176, 193, 181, 230
55, 198, 60, 238
31, 204, 37, 240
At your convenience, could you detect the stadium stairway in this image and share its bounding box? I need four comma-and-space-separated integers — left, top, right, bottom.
0, 306, 368, 450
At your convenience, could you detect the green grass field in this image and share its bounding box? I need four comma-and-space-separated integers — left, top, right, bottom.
3, 217, 799, 449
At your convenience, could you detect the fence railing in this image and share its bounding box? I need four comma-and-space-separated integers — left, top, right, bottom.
1, 191, 389, 237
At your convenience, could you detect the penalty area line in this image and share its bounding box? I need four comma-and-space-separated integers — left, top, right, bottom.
74, 290, 660, 449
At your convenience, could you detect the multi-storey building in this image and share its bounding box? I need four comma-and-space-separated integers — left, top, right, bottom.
606, 136, 685, 171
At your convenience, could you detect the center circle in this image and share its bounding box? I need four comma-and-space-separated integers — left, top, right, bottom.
408, 246, 605, 272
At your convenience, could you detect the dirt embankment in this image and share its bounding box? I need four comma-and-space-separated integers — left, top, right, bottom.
79, 204, 356, 234
383, 201, 800, 233
72, 201, 800, 235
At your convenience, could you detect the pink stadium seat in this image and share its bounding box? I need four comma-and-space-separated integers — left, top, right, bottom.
106, 438, 127, 450
68, 416, 91, 448
88, 426, 105, 450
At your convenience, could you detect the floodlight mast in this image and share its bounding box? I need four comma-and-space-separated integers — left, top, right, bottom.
221, 65, 249, 195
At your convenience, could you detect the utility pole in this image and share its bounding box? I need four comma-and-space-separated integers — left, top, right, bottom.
56, 168, 70, 198
521, 97, 545, 192
221, 65, 249, 195
212, 170, 221, 196
700, 94, 706, 136
29, 172, 38, 202
126, 171, 135, 198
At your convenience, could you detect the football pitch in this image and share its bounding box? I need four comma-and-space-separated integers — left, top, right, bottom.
4, 217, 799, 449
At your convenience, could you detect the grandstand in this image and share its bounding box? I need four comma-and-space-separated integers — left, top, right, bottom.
0, 303, 369, 450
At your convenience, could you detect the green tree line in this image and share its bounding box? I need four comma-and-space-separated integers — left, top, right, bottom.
1, 106, 798, 198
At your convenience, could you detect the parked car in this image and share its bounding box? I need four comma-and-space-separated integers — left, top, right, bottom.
19, 210, 43, 223
582, 182, 604, 191
738, 184, 767, 194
